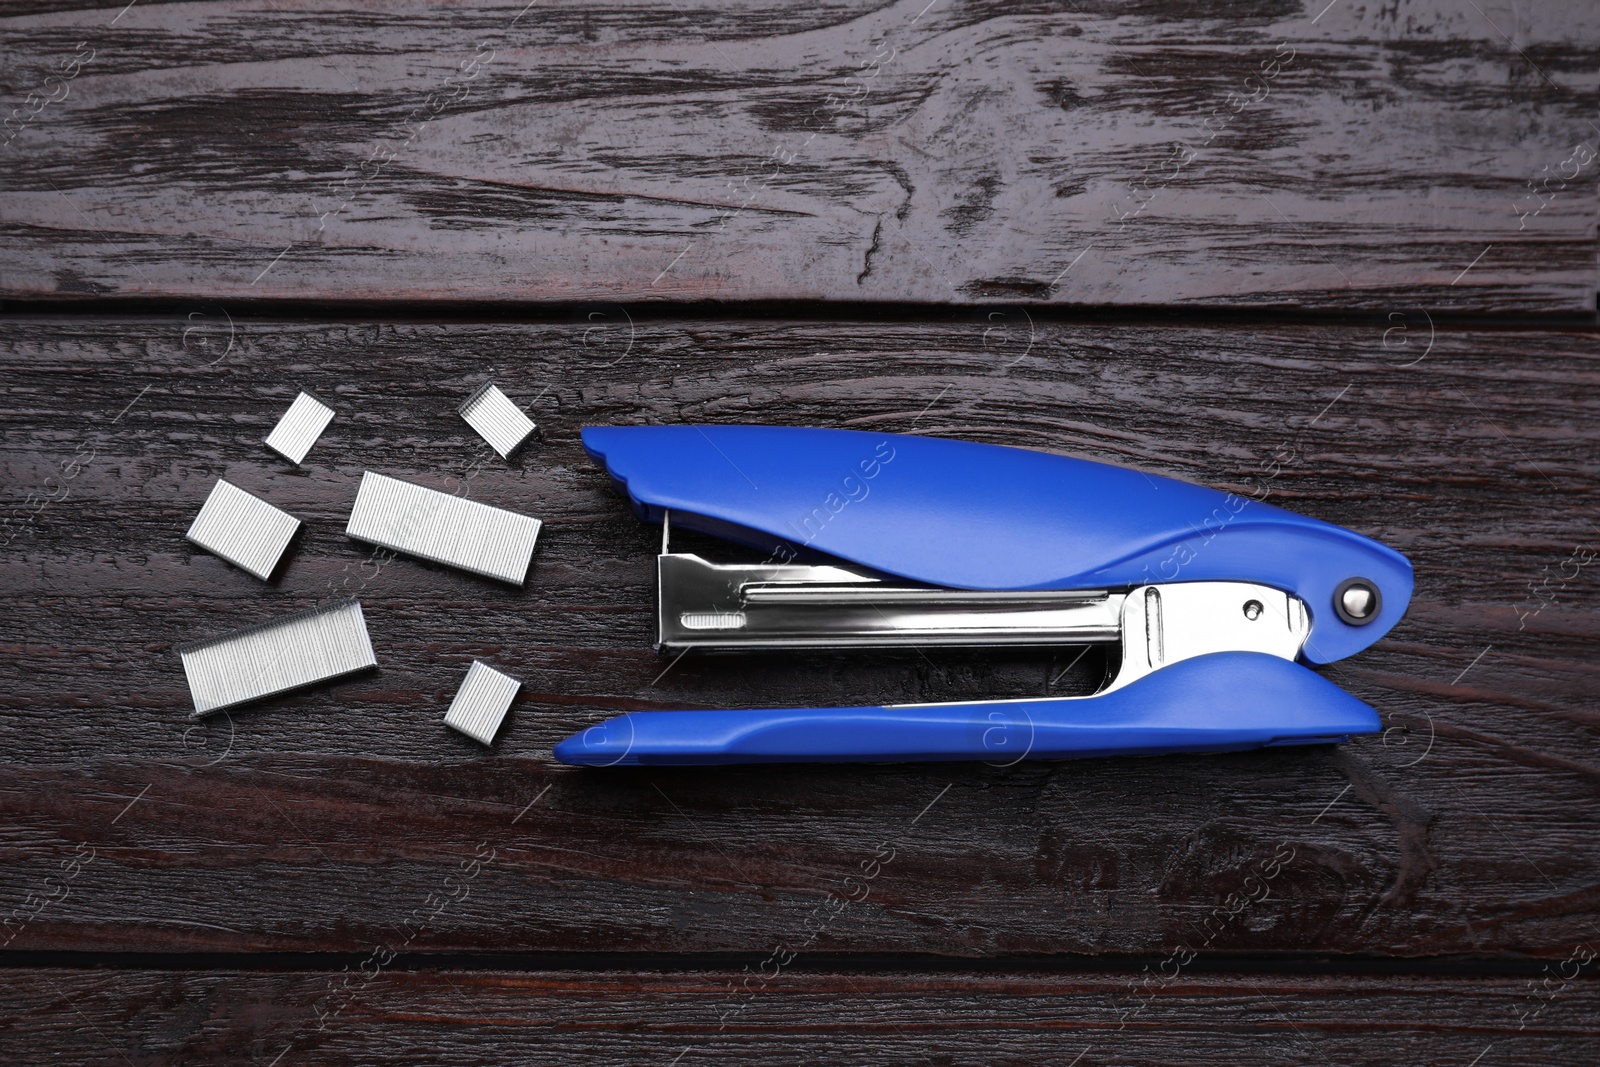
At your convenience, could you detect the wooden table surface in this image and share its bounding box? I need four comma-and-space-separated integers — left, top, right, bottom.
3, 2, 1598, 1064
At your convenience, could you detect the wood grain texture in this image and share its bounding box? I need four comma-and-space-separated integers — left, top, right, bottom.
2, 314, 1597, 960
3, 967, 1598, 1065
2, 1, 1597, 309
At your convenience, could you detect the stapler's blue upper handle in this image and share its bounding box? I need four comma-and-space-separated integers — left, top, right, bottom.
552, 652, 1380, 766
581, 425, 1412, 664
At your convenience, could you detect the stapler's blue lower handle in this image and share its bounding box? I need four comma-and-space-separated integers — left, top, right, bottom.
552, 652, 1380, 767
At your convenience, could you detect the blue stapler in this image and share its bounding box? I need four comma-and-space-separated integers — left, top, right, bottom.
553, 426, 1411, 767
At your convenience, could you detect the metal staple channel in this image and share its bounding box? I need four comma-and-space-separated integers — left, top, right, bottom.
184, 478, 302, 581
344, 471, 542, 585
458, 381, 537, 459
264, 391, 336, 464
443, 660, 521, 745
178, 599, 377, 717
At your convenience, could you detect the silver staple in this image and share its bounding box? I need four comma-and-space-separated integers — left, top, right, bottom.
264, 391, 335, 465
178, 599, 377, 717
459, 381, 537, 459
185, 479, 302, 581
344, 471, 542, 585
443, 660, 521, 745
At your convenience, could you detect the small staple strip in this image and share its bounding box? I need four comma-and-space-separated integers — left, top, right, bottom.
459, 381, 537, 459
178, 599, 377, 717
185, 479, 301, 581
443, 660, 521, 745
265, 391, 335, 464
345, 471, 542, 585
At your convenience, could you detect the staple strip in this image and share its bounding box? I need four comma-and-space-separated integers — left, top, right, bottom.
179, 599, 376, 717
345, 471, 542, 585
264, 391, 336, 464
185, 479, 302, 581
459, 381, 537, 459
443, 660, 521, 745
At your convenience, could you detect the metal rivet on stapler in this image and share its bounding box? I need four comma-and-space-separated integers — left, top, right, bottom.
553, 425, 1412, 767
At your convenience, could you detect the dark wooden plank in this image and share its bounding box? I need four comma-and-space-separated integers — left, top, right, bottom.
1, 314, 1597, 958
2, 1, 1597, 309
3, 967, 1598, 1065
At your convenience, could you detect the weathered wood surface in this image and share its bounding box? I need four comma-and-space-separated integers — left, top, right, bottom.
2, 315, 1596, 961
3, 967, 1598, 1065
2, 1, 1597, 310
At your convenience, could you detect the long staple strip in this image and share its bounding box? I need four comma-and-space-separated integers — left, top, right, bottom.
184, 479, 301, 581
264, 391, 336, 464
178, 599, 377, 717
443, 660, 521, 745
345, 471, 542, 585
459, 381, 537, 459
